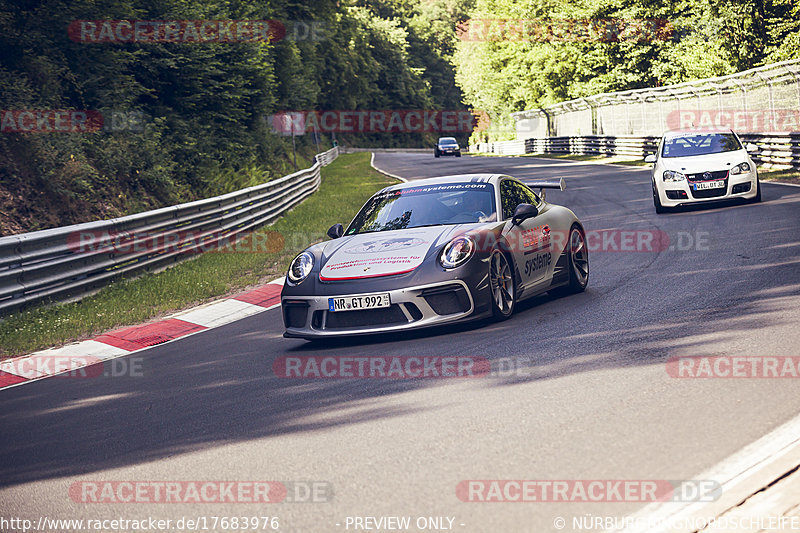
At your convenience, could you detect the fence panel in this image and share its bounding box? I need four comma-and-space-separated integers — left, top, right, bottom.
511, 60, 800, 141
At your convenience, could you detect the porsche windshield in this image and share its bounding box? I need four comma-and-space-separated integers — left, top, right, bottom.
346, 183, 497, 235
661, 133, 742, 158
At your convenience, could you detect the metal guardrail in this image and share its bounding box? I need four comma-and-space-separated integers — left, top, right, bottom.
0, 146, 339, 316
471, 134, 800, 168
741, 134, 800, 168
340, 147, 433, 153
525, 136, 659, 157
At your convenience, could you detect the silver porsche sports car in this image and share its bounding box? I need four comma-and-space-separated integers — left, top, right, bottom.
281, 174, 588, 339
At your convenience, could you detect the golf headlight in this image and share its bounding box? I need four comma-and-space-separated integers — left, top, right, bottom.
730, 162, 751, 175
440, 236, 475, 269
663, 170, 686, 182
287, 251, 314, 285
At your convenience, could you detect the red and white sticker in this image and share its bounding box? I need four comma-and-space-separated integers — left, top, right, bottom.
320, 230, 434, 280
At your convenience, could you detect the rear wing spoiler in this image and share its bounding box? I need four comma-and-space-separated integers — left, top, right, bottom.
527, 178, 565, 201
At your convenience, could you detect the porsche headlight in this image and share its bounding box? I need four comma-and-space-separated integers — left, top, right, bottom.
663, 170, 686, 182
440, 236, 475, 269
287, 251, 314, 285
730, 162, 751, 175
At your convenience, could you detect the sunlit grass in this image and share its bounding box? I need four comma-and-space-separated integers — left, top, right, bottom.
522, 153, 651, 166
0, 153, 395, 358
470, 151, 650, 166
759, 168, 800, 183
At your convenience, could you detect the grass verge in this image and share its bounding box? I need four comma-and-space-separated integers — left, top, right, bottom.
469, 152, 650, 166
759, 168, 800, 185
518, 153, 650, 166
0, 153, 396, 359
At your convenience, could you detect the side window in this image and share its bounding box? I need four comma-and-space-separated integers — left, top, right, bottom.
519, 183, 541, 206
500, 180, 540, 220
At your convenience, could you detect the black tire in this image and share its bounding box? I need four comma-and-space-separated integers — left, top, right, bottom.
435, 151, 440, 158
750, 179, 761, 203
653, 183, 667, 214
489, 249, 515, 319
456, 152, 462, 157
550, 224, 589, 296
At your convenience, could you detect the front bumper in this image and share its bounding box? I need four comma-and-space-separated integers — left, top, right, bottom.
658, 172, 758, 207
282, 279, 480, 338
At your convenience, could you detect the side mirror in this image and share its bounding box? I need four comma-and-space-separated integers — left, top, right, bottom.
512, 203, 538, 225
644, 154, 657, 163
327, 223, 344, 239
745, 143, 758, 153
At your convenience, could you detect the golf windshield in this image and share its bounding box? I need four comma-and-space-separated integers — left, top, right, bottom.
662, 133, 742, 158
346, 183, 497, 235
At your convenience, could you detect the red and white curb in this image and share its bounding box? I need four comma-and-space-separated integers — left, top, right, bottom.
0, 278, 285, 392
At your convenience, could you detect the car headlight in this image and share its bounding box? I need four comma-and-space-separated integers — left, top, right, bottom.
440, 236, 475, 269
663, 170, 686, 182
730, 162, 751, 175
287, 251, 314, 285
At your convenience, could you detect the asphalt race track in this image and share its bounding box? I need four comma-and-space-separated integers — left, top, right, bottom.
1, 153, 800, 532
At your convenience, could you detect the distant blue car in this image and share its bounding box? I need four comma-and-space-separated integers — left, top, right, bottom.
435, 137, 461, 157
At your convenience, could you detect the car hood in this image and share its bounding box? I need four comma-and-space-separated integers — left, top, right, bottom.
318, 226, 461, 281
662, 150, 749, 173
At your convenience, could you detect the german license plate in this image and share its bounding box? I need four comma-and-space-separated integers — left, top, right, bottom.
328, 293, 390, 312
694, 180, 725, 190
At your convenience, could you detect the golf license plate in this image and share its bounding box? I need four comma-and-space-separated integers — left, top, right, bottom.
329, 293, 390, 312
694, 180, 725, 190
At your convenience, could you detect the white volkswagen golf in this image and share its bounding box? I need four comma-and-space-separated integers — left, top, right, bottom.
646, 129, 761, 213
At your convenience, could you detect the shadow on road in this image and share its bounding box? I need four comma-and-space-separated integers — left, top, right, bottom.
1, 161, 798, 487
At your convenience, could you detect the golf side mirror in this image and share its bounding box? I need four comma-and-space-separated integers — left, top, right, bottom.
644, 154, 657, 163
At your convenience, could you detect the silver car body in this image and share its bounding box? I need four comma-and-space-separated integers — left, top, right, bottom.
281, 174, 586, 339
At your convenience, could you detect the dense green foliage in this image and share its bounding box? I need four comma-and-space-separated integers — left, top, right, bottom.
0, 153, 395, 357
454, 0, 800, 141
0, 0, 471, 233
1, 0, 797, 231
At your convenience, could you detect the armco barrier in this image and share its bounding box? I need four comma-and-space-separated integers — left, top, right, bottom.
0, 146, 339, 316
471, 133, 800, 168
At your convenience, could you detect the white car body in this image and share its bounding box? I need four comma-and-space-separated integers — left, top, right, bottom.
649, 129, 760, 212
